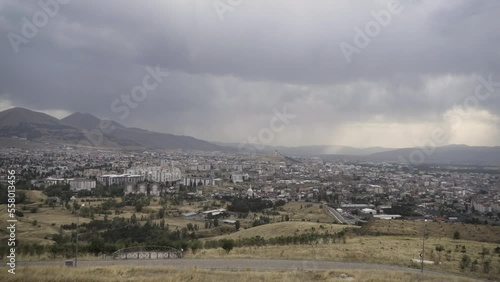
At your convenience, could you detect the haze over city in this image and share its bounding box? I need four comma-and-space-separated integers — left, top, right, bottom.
1, 0, 499, 148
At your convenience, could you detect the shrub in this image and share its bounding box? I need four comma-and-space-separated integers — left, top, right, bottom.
483, 259, 491, 273
190, 240, 203, 254
470, 259, 478, 272
459, 254, 470, 271
221, 239, 234, 253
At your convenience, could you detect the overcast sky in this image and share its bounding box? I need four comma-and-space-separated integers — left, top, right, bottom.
1, 0, 499, 148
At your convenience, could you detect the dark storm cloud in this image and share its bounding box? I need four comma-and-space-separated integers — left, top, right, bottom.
1, 0, 499, 146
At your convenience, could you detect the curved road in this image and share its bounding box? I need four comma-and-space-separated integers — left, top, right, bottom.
18, 258, 484, 280
324, 206, 349, 224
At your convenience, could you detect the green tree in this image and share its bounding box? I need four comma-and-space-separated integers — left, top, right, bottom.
235, 220, 241, 231
453, 230, 460, 240
480, 247, 490, 261
214, 218, 219, 227
135, 202, 144, 212
158, 208, 165, 219
25, 244, 35, 256
190, 240, 203, 254
221, 239, 234, 253
470, 259, 478, 272
483, 259, 491, 273
459, 254, 471, 271
34, 243, 45, 258
88, 237, 105, 256
435, 245, 445, 261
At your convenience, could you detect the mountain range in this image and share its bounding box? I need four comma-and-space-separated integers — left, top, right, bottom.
1, 107, 499, 166
0, 107, 222, 151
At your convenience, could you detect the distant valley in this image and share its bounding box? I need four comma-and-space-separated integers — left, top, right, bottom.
1, 107, 500, 166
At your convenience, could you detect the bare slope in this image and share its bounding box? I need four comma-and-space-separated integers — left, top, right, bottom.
211, 221, 349, 240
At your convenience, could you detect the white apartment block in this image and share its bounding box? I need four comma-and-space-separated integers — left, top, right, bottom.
231, 173, 249, 183
97, 174, 144, 186
126, 165, 182, 183
69, 178, 96, 191
44, 177, 67, 186
183, 177, 214, 186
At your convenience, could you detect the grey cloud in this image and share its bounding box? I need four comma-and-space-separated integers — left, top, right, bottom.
1, 0, 499, 146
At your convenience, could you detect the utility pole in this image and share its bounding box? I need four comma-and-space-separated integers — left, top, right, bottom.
75, 204, 84, 267
421, 219, 427, 275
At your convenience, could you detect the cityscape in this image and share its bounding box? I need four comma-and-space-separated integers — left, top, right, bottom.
1, 0, 500, 281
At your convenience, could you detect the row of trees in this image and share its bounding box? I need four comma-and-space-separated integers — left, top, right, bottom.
227, 198, 286, 213
204, 231, 348, 250
2, 225, 349, 259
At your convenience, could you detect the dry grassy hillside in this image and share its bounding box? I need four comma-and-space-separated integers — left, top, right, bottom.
209, 221, 350, 240
0, 266, 477, 282
365, 219, 500, 243
279, 201, 334, 222
190, 235, 500, 280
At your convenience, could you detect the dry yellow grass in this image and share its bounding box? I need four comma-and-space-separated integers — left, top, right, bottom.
280, 201, 334, 223
209, 221, 350, 241
0, 205, 77, 245
189, 236, 500, 280
153, 217, 204, 229
366, 219, 500, 244
0, 266, 478, 282
25, 190, 47, 203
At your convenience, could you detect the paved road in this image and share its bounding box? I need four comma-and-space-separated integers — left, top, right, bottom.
20, 258, 409, 270
18, 258, 484, 280
324, 206, 349, 224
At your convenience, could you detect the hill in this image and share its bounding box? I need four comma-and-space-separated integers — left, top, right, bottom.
279, 145, 395, 156
0, 107, 60, 126
0, 107, 85, 142
109, 127, 222, 151
210, 222, 349, 240
0, 107, 223, 151
321, 145, 500, 166
61, 112, 125, 130
214, 142, 394, 156
62, 111, 224, 150
369, 144, 500, 166
3, 107, 500, 164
